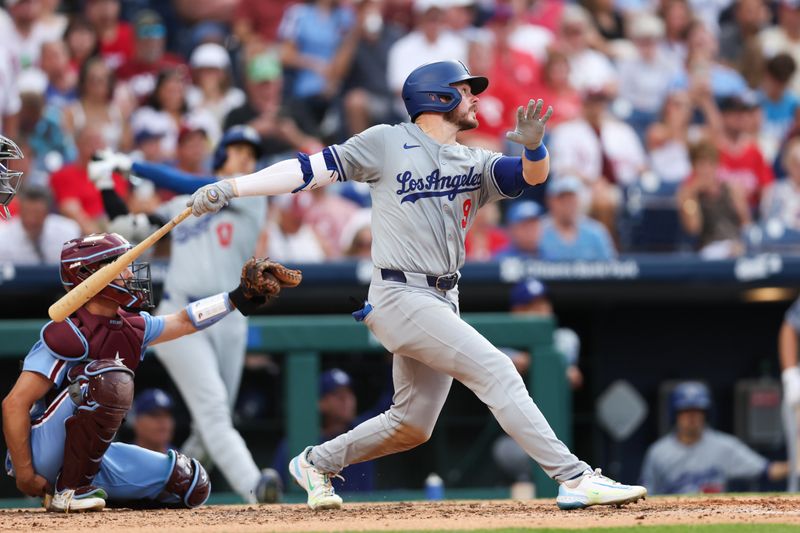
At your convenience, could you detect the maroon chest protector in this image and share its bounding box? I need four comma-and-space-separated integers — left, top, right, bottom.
41, 307, 146, 372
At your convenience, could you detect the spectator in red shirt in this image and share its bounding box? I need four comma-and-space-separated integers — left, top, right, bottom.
715, 93, 775, 209
49, 124, 128, 235
116, 10, 186, 102
84, 0, 135, 71
465, 203, 509, 261
233, 0, 296, 53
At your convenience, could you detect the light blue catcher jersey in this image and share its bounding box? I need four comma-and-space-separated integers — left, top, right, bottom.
328, 123, 512, 275
21, 312, 165, 421
640, 428, 767, 494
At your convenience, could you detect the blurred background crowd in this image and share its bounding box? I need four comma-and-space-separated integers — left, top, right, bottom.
7, 0, 800, 262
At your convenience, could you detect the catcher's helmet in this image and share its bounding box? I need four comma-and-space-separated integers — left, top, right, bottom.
60, 233, 153, 310
0, 135, 24, 220
402, 60, 488, 121
212, 125, 263, 171
670, 381, 711, 414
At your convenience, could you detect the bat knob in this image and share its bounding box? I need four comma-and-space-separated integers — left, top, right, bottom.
206, 189, 220, 202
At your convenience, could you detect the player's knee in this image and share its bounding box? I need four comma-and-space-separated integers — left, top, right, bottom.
81, 359, 135, 411
159, 450, 211, 508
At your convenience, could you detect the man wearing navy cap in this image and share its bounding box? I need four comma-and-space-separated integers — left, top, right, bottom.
494, 200, 543, 259
272, 368, 393, 493
131, 389, 175, 454
540, 176, 616, 261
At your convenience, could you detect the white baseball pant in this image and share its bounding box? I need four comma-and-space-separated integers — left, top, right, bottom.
154, 295, 261, 503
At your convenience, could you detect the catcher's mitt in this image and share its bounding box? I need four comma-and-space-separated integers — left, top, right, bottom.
240, 257, 302, 299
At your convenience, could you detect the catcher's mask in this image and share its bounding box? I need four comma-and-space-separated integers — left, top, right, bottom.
0, 135, 24, 220
60, 233, 154, 311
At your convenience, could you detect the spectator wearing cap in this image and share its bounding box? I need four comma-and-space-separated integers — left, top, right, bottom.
341, 0, 405, 137
40, 40, 78, 110
539, 176, 616, 261
617, 13, 683, 140
714, 92, 775, 209
233, 0, 296, 54
130, 389, 175, 454
677, 139, 750, 259
465, 203, 509, 260
132, 123, 168, 165
556, 4, 617, 94
640, 381, 788, 495
63, 56, 132, 153
6, 0, 51, 70
760, 0, 800, 95
757, 53, 799, 163
760, 137, 800, 232
277, 0, 356, 137
387, 0, 468, 116
0, 185, 80, 265
548, 84, 646, 234
224, 52, 323, 161
271, 368, 393, 493
84, 0, 135, 71
116, 10, 186, 101
187, 43, 246, 129
493, 200, 543, 259
718, 0, 769, 88
50, 124, 129, 234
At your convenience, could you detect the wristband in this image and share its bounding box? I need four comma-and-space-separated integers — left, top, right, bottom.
524, 144, 548, 162
185, 293, 233, 330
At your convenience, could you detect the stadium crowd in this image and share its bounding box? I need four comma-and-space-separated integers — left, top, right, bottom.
4, 0, 800, 262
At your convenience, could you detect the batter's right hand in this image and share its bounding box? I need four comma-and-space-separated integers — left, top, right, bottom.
783, 367, 800, 406
16, 473, 51, 498
187, 180, 236, 217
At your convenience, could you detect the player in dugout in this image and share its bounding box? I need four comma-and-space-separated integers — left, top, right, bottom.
2, 214, 300, 511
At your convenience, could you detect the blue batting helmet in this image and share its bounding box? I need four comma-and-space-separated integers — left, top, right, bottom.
670, 381, 711, 414
212, 125, 263, 171
401, 60, 488, 121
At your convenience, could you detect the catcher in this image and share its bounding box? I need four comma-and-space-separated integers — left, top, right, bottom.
2, 233, 300, 512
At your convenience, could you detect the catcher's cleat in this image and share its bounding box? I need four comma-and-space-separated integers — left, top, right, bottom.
47, 486, 107, 513
289, 447, 343, 510
556, 468, 646, 510
254, 467, 283, 504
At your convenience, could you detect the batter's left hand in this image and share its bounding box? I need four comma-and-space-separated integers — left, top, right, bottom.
506, 99, 553, 150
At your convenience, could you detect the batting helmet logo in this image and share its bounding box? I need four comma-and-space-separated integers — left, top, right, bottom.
402, 60, 488, 121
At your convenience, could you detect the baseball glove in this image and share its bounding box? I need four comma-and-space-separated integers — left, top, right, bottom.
229, 257, 302, 315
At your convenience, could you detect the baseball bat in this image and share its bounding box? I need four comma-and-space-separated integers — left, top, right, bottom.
48, 207, 193, 322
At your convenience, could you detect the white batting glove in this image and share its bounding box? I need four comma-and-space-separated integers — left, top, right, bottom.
505, 99, 554, 150
186, 180, 236, 217
94, 148, 133, 174
88, 159, 115, 190
783, 367, 800, 406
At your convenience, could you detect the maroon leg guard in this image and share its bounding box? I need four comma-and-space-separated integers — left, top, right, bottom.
158, 451, 211, 508
57, 360, 134, 491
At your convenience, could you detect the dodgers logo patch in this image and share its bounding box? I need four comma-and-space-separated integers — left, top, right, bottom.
396, 167, 482, 203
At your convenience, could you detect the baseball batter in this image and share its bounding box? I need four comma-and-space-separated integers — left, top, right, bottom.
91, 126, 279, 503
185, 60, 647, 510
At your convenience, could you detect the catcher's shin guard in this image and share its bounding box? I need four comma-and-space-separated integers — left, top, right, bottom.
56, 359, 134, 491
158, 450, 211, 508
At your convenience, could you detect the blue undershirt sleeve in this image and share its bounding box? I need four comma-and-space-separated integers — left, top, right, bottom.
131, 161, 217, 195
492, 156, 529, 198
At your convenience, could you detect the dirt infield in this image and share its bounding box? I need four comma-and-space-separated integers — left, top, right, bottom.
2, 495, 800, 532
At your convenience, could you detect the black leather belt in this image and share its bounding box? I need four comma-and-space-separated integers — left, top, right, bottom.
380, 269, 459, 291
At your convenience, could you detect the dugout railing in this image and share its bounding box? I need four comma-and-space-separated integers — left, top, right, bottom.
0, 314, 569, 501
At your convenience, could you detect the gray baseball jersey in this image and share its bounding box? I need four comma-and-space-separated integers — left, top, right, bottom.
329, 122, 513, 275
158, 195, 266, 298
640, 429, 768, 494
